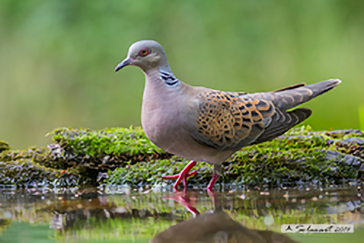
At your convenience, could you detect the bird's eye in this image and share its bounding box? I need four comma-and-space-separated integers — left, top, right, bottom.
139, 48, 150, 57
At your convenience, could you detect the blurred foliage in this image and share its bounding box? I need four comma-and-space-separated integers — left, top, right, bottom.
360, 105, 364, 131
0, 0, 364, 149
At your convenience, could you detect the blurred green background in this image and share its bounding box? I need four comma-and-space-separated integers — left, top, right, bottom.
0, 0, 363, 149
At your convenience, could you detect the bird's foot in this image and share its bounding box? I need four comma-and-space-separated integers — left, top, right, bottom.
161, 161, 197, 190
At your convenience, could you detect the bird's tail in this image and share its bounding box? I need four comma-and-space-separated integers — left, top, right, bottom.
274, 79, 341, 111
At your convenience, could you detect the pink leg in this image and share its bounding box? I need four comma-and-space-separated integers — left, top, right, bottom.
162, 161, 197, 190
206, 171, 220, 191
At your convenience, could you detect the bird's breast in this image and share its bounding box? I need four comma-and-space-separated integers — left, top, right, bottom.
141, 90, 190, 150
140, 77, 234, 164
141, 96, 234, 164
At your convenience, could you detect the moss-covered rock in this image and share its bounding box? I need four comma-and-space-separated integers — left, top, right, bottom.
47, 126, 169, 170
0, 146, 91, 187
103, 126, 364, 188
0, 126, 363, 188
0, 159, 88, 187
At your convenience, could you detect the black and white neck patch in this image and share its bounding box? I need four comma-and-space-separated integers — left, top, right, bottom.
159, 71, 180, 86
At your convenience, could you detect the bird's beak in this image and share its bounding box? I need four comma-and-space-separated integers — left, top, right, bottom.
114, 58, 133, 72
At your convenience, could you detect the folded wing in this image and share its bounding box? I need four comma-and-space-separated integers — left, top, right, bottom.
192, 79, 341, 150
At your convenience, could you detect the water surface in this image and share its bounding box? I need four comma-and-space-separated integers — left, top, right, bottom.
0, 185, 363, 242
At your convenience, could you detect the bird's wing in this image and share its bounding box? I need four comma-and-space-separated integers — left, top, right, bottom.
192, 90, 310, 150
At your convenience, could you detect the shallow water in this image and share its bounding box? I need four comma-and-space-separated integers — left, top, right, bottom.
0, 185, 363, 243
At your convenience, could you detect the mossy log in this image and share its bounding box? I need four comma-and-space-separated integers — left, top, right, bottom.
0, 126, 363, 188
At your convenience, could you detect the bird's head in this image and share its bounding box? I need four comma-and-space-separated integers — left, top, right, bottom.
115, 40, 169, 73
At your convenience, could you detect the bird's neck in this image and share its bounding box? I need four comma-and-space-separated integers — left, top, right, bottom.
142, 67, 186, 112
141, 68, 187, 140
144, 66, 181, 88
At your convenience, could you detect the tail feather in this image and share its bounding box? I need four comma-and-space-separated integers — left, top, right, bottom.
273, 82, 306, 92
274, 79, 341, 111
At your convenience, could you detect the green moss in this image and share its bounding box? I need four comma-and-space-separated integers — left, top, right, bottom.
104, 126, 364, 188
46, 126, 170, 171
48, 126, 164, 156
0, 140, 10, 153
105, 148, 360, 189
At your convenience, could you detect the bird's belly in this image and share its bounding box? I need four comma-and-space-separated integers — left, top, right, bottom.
143, 118, 234, 164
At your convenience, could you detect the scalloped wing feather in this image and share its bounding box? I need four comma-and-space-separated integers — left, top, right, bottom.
193, 91, 276, 150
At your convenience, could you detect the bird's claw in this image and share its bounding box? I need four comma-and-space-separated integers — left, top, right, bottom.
161, 161, 197, 190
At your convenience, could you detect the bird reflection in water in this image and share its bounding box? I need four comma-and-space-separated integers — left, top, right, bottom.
150, 191, 297, 243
